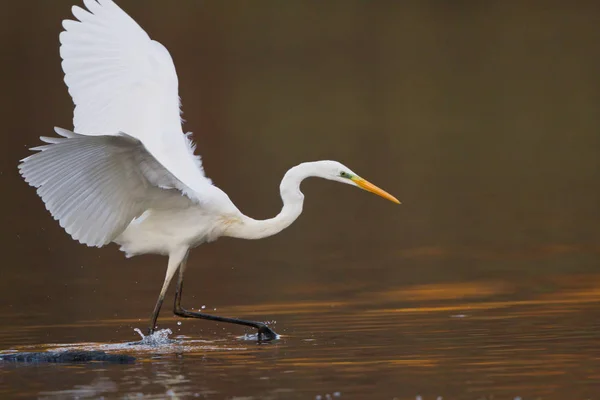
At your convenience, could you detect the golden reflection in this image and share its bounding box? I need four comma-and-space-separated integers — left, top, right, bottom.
365, 294, 600, 315
373, 281, 513, 302
11, 274, 600, 332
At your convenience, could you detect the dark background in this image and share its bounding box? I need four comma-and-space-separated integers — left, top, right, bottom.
2, 0, 600, 338
0, 1, 599, 398
2, 0, 599, 313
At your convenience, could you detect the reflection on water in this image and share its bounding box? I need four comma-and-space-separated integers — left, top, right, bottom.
2, 266, 600, 398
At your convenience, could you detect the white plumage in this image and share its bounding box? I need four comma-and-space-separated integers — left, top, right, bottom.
19, 0, 399, 340
61, 0, 211, 195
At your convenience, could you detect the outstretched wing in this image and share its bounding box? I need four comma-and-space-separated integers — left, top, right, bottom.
60, 0, 212, 196
19, 128, 192, 247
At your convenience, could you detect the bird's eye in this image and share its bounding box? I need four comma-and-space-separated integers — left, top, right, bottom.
340, 171, 349, 178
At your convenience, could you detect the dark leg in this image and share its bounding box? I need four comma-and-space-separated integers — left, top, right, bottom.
148, 248, 189, 335
173, 254, 278, 341
148, 294, 165, 335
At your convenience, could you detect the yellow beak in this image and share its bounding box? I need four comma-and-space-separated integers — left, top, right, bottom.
351, 176, 401, 204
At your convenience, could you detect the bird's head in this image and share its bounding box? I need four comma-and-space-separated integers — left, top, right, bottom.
311, 160, 401, 204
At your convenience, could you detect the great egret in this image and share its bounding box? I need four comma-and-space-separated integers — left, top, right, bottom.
18, 0, 399, 341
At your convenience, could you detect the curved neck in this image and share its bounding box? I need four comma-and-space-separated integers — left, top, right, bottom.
225, 163, 316, 240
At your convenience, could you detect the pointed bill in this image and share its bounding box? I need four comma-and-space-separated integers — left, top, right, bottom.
351, 176, 401, 204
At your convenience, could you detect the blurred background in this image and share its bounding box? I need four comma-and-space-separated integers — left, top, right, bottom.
1, 1, 599, 398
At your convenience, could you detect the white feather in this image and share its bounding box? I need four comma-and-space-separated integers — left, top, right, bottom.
60, 0, 212, 199
18, 130, 193, 247
18, 0, 398, 339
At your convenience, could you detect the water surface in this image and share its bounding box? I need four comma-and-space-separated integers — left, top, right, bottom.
2, 1, 600, 398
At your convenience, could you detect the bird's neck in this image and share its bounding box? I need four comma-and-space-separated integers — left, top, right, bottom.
224, 163, 315, 240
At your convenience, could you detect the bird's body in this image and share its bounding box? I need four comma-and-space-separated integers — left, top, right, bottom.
115, 203, 224, 258
115, 160, 312, 257
19, 0, 399, 340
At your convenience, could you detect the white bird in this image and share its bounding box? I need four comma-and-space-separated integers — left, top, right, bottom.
18, 0, 400, 341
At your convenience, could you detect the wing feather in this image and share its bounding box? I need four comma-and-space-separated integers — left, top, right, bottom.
19, 129, 192, 247
60, 0, 212, 198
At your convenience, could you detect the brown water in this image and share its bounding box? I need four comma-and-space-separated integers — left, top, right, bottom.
2, 1, 600, 399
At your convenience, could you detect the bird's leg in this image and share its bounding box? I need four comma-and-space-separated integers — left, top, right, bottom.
148, 291, 165, 335
148, 248, 189, 335
173, 256, 279, 341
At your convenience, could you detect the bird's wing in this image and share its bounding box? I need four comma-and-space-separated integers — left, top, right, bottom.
19, 128, 193, 247
60, 0, 213, 197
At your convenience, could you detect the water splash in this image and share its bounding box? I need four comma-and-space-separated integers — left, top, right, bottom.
130, 328, 174, 346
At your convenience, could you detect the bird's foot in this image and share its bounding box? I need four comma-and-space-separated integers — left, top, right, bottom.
256, 324, 279, 341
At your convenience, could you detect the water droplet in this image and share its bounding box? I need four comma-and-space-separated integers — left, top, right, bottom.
133, 328, 145, 339
177, 321, 182, 326
201, 305, 206, 309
